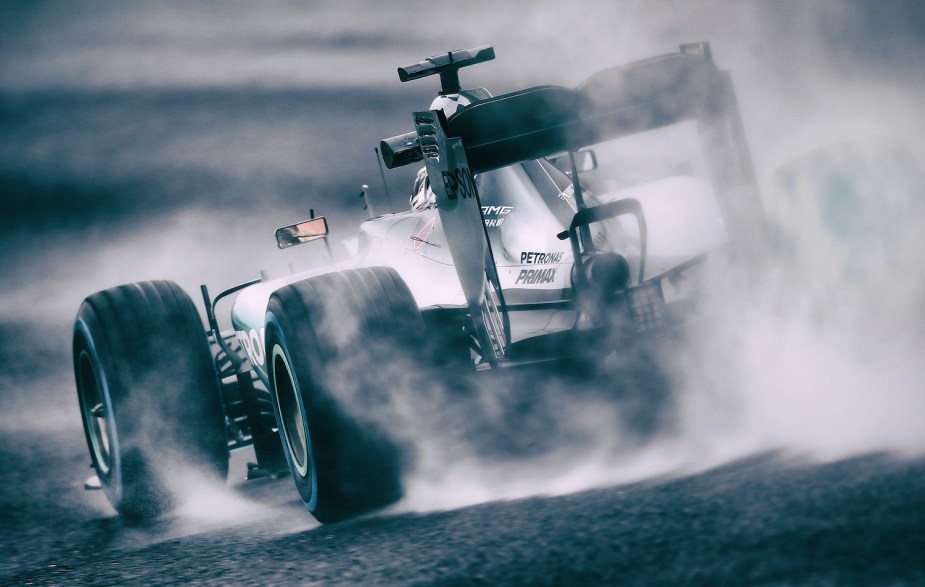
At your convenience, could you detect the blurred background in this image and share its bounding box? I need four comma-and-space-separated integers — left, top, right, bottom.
2, 0, 924, 318
1, 0, 924, 510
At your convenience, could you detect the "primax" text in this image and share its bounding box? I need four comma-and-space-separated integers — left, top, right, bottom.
515, 268, 557, 285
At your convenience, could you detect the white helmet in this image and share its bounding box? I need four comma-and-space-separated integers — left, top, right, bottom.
410, 166, 435, 210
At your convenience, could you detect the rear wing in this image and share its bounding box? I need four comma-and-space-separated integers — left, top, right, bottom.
448, 44, 735, 173
385, 44, 744, 172
384, 42, 762, 249
455, 43, 762, 247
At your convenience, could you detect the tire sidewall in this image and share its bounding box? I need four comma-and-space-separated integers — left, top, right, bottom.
265, 317, 319, 511
74, 314, 123, 508
264, 268, 419, 523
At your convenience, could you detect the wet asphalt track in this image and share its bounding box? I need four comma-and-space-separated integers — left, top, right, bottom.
2, 356, 924, 587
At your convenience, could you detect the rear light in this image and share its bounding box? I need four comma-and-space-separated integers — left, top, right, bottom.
627, 282, 666, 332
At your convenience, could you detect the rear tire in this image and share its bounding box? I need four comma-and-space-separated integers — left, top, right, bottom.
266, 267, 425, 523
73, 280, 229, 521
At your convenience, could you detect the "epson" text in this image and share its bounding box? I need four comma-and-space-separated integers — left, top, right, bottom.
441, 166, 476, 200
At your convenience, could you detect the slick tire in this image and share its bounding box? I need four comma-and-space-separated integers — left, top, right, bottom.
74, 280, 229, 521
266, 267, 425, 523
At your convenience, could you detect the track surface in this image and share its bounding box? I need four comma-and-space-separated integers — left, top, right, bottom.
1, 328, 924, 585
2, 415, 924, 586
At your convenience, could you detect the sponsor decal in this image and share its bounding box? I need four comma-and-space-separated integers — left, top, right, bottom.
481, 205, 514, 215
441, 166, 476, 201
236, 328, 266, 367
515, 267, 558, 285
482, 205, 513, 228
520, 251, 565, 264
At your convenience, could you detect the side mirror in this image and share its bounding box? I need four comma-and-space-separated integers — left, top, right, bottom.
275, 217, 329, 249
548, 150, 598, 175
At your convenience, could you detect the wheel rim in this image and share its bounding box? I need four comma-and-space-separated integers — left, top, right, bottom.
77, 349, 112, 477
271, 344, 311, 479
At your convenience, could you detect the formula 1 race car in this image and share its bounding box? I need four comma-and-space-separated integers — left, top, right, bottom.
74, 43, 763, 522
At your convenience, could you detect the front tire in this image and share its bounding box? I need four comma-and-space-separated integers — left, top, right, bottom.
73, 280, 229, 521
266, 267, 425, 523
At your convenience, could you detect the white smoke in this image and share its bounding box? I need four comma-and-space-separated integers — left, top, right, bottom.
388, 0, 925, 513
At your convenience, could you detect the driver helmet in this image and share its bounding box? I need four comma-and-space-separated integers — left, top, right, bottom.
410, 166, 436, 210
